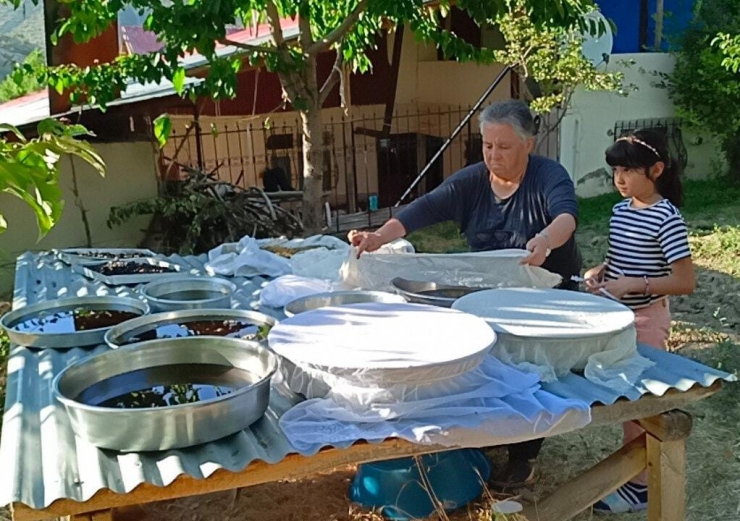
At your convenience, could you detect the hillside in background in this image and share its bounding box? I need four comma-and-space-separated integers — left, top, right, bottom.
0, 0, 45, 81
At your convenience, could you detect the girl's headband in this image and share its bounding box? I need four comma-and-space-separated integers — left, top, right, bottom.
616, 136, 661, 160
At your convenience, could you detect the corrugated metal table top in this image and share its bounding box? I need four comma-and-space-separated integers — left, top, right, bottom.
0, 252, 735, 515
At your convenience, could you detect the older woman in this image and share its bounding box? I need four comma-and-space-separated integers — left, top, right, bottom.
349, 99, 582, 488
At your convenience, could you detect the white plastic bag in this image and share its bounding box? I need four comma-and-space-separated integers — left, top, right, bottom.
205, 236, 291, 278
258, 274, 351, 308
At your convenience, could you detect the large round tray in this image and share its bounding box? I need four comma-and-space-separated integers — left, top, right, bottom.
105, 308, 278, 348
141, 277, 236, 313
284, 290, 406, 317
53, 336, 278, 451
390, 277, 489, 308
0, 296, 150, 349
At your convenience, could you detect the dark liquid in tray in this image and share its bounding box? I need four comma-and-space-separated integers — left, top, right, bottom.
78, 363, 255, 409
156, 290, 226, 301
15, 309, 141, 333
92, 261, 177, 275
125, 320, 268, 344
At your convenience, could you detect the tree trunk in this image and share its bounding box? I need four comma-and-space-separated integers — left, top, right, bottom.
300, 105, 325, 235
724, 133, 740, 181
298, 50, 325, 237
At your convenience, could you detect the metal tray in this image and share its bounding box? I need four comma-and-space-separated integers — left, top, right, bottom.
141, 277, 236, 313
284, 290, 406, 317
390, 277, 490, 308
105, 308, 278, 348
72, 258, 191, 286
0, 296, 150, 349
53, 336, 278, 451
56, 248, 156, 265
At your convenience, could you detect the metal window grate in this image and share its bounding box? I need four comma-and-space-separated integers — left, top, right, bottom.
611, 118, 688, 170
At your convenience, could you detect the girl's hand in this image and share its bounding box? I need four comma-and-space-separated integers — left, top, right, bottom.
590, 276, 642, 300
348, 230, 385, 258
583, 263, 606, 290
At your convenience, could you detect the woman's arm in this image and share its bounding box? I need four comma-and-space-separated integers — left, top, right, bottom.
348, 218, 407, 258
589, 257, 695, 299
521, 213, 577, 266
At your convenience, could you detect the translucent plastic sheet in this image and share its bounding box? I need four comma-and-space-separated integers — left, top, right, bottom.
278, 355, 592, 453
267, 302, 496, 394
340, 248, 562, 291
452, 289, 655, 392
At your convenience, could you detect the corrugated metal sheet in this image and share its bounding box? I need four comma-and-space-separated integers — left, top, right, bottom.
0, 252, 735, 511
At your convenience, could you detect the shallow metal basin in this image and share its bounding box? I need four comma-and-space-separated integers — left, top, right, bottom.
0, 296, 150, 349
105, 308, 278, 348
53, 336, 278, 451
390, 277, 489, 308
141, 277, 236, 312
283, 290, 406, 317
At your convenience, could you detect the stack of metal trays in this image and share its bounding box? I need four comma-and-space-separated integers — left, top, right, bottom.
284, 290, 406, 317
53, 336, 278, 451
0, 296, 150, 349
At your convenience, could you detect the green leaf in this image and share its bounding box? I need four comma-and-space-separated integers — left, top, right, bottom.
0, 213, 6, 233
153, 114, 172, 148
0, 124, 27, 142
172, 68, 186, 94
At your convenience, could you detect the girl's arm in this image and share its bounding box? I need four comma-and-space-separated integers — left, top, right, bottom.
590, 257, 695, 299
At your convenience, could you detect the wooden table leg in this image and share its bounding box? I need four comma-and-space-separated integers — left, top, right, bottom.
646, 436, 687, 521
639, 410, 692, 521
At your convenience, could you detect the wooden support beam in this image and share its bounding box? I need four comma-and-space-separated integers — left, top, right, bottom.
647, 435, 687, 521
590, 381, 721, 427
72, 510, 114, 521
638, 410, 693, 442
520, 436, 646, 521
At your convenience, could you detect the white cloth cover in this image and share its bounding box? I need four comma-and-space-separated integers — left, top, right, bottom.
258, 274, 352, 308
452, 288, 654, 392
205, 234, 350, 279
340, 248, 562, 291
268, 302, 496, 397
278, 355, 592, 453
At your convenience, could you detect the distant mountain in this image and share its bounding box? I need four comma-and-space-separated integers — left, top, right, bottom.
0, 0, 45, 80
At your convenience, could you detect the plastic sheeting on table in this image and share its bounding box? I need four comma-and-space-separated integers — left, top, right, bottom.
452, 288, 654, 392
340, 248, 562, 292
268, 302, 496, 406
278, 355, 591, 453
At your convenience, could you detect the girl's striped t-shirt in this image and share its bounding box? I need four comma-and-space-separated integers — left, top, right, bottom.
604, 198, 691, 309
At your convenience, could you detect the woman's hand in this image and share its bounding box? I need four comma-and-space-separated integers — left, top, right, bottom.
521, 235, 549, 267
348, 230, 386, 258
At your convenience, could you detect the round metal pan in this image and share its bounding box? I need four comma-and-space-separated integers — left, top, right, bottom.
104, 308, 278, 348
0, 296, 150, 349
390, 277, 489, 308
283, 290, 406, 317
141, 277, 236, 312
53, 336, 278, 451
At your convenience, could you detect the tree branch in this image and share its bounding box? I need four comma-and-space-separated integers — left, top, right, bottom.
307, 0, 370, 55
298, 4, 314, 51
319, 51, 343, 105
266, 1, 285, 47
217, 38, 278, 54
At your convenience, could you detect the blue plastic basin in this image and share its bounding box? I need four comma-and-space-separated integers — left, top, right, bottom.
349, 448, 491, 520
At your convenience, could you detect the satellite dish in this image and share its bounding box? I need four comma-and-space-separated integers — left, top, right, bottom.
580, 11, 613, 67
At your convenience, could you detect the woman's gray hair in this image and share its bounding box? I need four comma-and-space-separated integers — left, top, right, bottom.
479, 100, 537, 140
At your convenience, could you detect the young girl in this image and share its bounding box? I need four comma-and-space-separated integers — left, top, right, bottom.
585, 130, 696, 514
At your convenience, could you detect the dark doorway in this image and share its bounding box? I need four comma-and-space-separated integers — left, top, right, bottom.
377, 133, 445, 207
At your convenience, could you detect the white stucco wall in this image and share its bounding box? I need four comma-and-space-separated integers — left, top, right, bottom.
0, 141, 159, 295
560, 53, 721, 197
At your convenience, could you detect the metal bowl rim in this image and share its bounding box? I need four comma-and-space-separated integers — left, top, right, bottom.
104, 308, 279, 348
53, 336, 278, 413
141, 277, 237, 306
0, 296, 151, 338
283, 290, 407, 317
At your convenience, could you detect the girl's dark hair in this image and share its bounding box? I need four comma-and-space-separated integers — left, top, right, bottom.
605, 129, 684, 207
